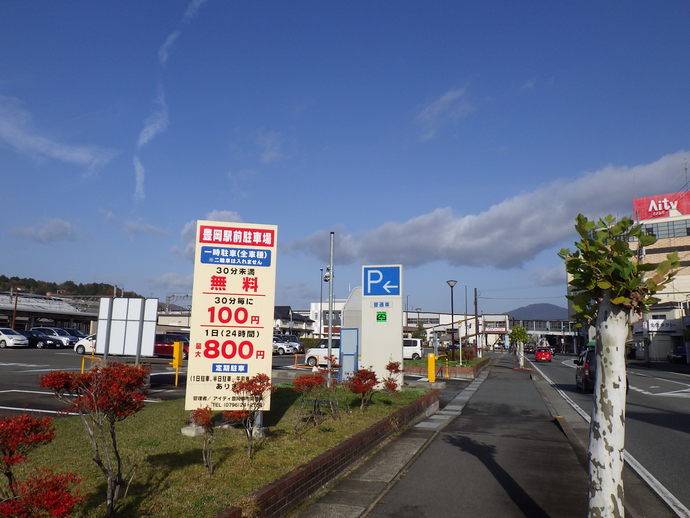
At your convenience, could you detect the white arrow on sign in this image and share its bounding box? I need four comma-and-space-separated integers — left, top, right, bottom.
382, 280, 399, 294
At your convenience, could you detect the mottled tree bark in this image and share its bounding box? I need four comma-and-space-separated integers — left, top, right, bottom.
588, 293, 627, 518
517, 341, 525, 368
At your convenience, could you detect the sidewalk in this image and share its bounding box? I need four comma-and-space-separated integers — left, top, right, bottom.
294, 353, 675, 517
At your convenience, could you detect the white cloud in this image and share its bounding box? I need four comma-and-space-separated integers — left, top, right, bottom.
534, 266, 566, 286
182, 0, 208, 23
0, 96, 116, 172
123, 220, 167, 236
148, 272, 193, 292
286, 150, 690, 269
11, 218, 76, 243
521, 79, 537, 90
137, 86, 169, 149
416, 88, 474, 141
228, 169, 257, 199
173, 210, 243, 260
158, 31, 180, 67
256, 130, 286, 164
133, 155, 145, 201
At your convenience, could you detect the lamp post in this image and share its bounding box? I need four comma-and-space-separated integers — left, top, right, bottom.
447, 280, 457, 361
319, 268, 324, 339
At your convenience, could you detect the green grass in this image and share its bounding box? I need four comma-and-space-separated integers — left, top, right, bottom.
21, 385, 427, 517
404, 356, 485, 368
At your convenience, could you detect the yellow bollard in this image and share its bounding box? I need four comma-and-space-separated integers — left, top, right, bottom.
445, 357, 450, 379
428, 353, 436, 383
170, 341, 183, 387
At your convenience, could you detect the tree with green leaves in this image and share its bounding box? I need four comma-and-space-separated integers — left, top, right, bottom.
559, 214, 678, 518
509, 324, 529, 368
411, 321, 426, 340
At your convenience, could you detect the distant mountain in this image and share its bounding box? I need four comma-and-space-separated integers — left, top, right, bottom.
507, 303, 568, 320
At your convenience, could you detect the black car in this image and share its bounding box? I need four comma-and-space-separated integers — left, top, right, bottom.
524, 344, 536, 354
18, 329, 61, 349
667, 345, 687, 364
63, 327, 88, 339
575, 347, 629, 393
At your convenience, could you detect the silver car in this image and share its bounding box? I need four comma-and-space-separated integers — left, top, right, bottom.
0, 328, 30, 348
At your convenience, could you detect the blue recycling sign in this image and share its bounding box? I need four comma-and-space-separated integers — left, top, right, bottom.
363, 266, 401, 296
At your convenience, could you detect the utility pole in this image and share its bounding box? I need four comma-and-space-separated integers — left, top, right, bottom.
319, 267, 324, 339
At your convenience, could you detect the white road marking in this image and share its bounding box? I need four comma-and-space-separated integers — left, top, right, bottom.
530, 360, 690, 517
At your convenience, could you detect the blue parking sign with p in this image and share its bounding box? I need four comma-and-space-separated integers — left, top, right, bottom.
363, 266, 401, 296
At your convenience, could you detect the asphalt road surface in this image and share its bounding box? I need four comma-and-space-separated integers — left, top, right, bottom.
529, 354, 690, 513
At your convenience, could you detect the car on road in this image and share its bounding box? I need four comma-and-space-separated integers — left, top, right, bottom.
304, 338, 341, 367
273, 336, 297, 355
667, 345, 687, 364
524, 343, 536, 354
18, 329, 61, 349
0, 328, 30, 348
575, 347, 629, 393
74, 334, 97, 355
534, 346, 552, 362
30, 327, 77, 348
279, 334, 304, 353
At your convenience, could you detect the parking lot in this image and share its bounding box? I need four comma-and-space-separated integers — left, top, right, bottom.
0, 347, 187, 417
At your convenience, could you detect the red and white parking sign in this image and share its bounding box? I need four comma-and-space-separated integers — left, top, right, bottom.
184, 220, 277, 411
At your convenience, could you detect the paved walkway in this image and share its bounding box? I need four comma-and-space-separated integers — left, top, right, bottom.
294, 353, 675, 517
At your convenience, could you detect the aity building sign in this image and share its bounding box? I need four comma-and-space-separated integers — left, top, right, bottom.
185, 220, 277, 412
633, 191, 690, 221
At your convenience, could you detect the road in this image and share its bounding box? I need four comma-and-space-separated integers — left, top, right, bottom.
0, 347, 302, 417
530, 354, 690, 512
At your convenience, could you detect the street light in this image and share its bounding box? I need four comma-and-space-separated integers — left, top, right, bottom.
447, 280, 457, 361
319, 267, 324, 339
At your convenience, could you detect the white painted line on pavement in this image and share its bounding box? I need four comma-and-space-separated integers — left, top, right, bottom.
0, 405, 79, 415
530, 360, 690, 518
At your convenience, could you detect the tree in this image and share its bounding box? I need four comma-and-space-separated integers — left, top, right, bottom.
223, 373, 274, 459
559, 214, 678, 517
509, 325, 529, 369
347, 369, 378, 409
411, 321, 426, 339
40, 362, 150, 517
187, 407, 217, 475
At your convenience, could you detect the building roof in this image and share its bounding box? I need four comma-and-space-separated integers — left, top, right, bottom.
0, 292, 97, 317
274, 306, 313, 323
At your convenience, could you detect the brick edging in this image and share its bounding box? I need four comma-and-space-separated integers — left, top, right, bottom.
215, 389, 439, 518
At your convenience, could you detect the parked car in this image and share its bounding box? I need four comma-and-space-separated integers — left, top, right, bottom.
272, 336, 297, 355
18, 329, 61, 349
403, 338, 423, 360
667, 345, 687, 364
575, 347, 629, 393
74, 334, 97, 355
534, 347, 552, 362
154, 333, 189, 359
279, 334, 304, 353
304, 338, 341, 367
63, 328, 88, 339
30, 327, 76, 348
0, 328, 29, 348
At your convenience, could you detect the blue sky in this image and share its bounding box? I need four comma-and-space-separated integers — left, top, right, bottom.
2, 1, 689, 314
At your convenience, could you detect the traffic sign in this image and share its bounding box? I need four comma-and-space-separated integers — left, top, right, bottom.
363, 266, 401, 296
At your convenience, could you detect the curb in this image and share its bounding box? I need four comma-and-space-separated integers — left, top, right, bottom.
214, 389, 440, 518
529, 362, 680, 518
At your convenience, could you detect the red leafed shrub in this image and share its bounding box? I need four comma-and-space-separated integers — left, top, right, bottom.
40, 363, 150, 517
382, 361, 402, 392
318, 355, 340, 377
292, 374, 326, 393
347, 369, 378, 409
187, 407, 217, 475
0, 468, 83, 518
40, 363, 149, 420
0, 415, 54, 468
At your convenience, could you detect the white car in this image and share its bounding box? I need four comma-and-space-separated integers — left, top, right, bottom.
0, 328, 30, 348
272, 336, 297, 355
74, 334, 96, 355
304, 339, 341, 367
403, 338, 424, 360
